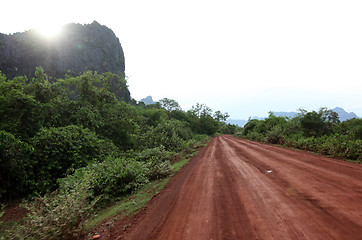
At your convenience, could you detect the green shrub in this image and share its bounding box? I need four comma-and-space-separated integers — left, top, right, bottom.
135, 146, 174, 163
140, 120, 185, 151
2, 178, 97, 240
265, 125, 285, 144
31, 125, 118, 194
0, 203, 5, 220
0, 130, 34, 201
284, 133, 361, 161
143, 157, 172, 180
59, 146, 174, 208
247, 131, 265, 142
59, 157, 150, 207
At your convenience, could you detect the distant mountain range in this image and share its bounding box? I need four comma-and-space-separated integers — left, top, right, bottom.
227, 107, 359, 127
330, 107, 358, 121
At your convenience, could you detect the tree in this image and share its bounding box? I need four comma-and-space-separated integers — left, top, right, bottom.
0, 75, 44, 139
31, 125, 118, 193
242, 119, 260, 136
190, 103, 212, 118
297, 108, 338, 137
214, 110, 229, 122
159, 98, 181, 112
0, 130, 34, 201
187, 104, 219, 135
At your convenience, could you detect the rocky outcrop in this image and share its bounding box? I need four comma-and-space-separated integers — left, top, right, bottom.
0, 21, 130, 101
140, 96, 156, 105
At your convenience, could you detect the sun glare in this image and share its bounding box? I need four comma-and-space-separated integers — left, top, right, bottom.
35, 23, 64, 38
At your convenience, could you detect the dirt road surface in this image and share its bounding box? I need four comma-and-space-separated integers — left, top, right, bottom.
101, 135, 362, 240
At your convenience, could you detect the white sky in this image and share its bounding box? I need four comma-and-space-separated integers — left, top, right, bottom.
1, 0, 361, 119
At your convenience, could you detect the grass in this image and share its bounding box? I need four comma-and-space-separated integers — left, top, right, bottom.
85, 178, 169, 230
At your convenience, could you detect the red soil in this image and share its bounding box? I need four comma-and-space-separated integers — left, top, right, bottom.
94, 135, 362, 240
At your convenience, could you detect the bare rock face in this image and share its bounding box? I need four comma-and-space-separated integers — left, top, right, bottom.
0, 21, 130, 101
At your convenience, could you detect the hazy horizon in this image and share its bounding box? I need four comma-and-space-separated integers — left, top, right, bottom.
1, 0, 361, 119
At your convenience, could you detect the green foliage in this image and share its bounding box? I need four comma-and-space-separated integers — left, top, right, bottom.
297, 108, 339, 137
0, 69, 227, 204
135, 147, 174, 163
214, 110, 229, 122
265, 125, 285, 144
337, 118, 362, 140
139, 119, 187, 151
0, 203, 5, 220
60, 71, 124, 105
284, 133, 362, 161
59, 150, 172, 207
0, 68, 227, 232
144, 157, 172, 180
96, 102, 137, 150
1, 63, 233, 237
188, 113, 219, 135
159, 98, 181, 112
140, 108, 168, 127
59, 157, 148, 207
31, 125, 118, 193
0, 77, 43, 140
242, 119, 260, 136
2, 179, 97, 240
57, 146, 176, 208
0, 131, 34, 201
239, 108, 361, 161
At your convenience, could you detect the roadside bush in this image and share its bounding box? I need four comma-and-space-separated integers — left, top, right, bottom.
344, 139, 362, 160
59, 157, 150, 207
265, 125, 285, 144
246, 131, 265, 142
144, 157, 172, 180
2, 178, 97, 240
140, 120, 185, 151
284, 133, 362, 161
59, 146, 175, 208
31, 125, 118, 194
242, 119, 260, 136
0, 203, 5, 221
0, 130, 34, 201
0, 79, 44, 140
337, 118, 362, 140
136, 147, 173, 163
284, 134, 304, 148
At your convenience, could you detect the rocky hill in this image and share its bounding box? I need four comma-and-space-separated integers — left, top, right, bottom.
228, 107, 359, 127
330, 107, 358, 121
272, 107, 358, 121
0, 21, 130, 101
140, 96, 156, 105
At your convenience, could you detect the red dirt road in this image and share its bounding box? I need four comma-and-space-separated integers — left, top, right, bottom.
103, 135, 362, 240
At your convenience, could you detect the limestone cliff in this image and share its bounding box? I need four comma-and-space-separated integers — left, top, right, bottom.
0, 21, 130, 101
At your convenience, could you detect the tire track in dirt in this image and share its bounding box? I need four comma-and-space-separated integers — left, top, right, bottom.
104, 136, 362, 240
221, 136, 362, 239
224, 136, 362, 227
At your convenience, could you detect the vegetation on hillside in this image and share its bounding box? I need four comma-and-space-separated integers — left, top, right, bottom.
0, 68, 236, 239
239, 109, 362, 161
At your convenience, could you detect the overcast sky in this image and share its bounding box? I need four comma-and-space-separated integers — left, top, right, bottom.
1, 0, 361, 119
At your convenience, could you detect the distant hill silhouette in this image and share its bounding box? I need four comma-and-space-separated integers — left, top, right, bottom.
0, 21, 130, 102
227, 107, 359, 127
331, 107, 358, 121
140, 96, 156, 105
272, 107, 358, 121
